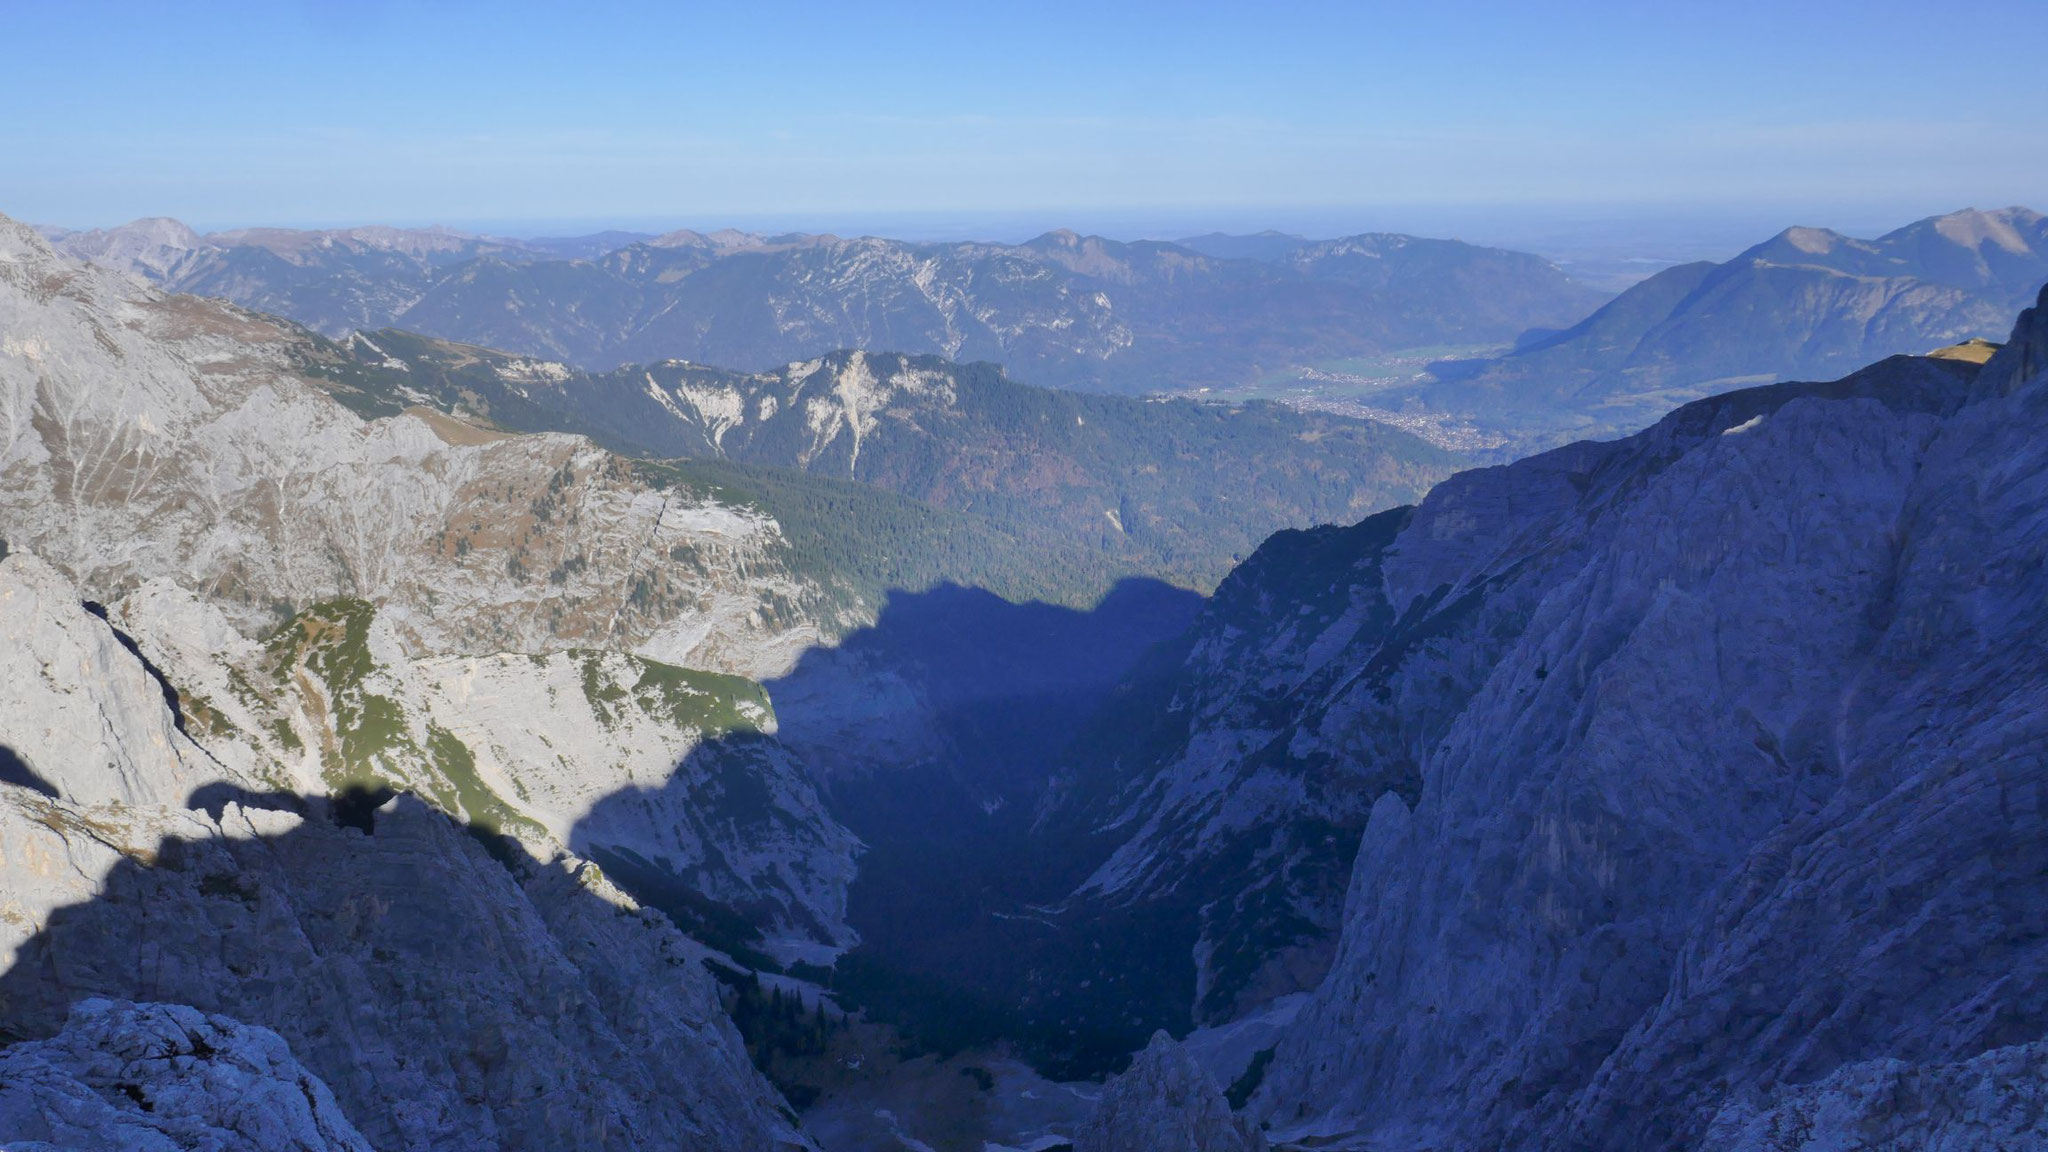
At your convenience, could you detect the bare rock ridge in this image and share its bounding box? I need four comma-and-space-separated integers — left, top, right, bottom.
0, 999, 373, 1152
305, 328, 1454, 597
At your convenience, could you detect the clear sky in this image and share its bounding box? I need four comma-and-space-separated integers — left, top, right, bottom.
5, 0, 2044, 245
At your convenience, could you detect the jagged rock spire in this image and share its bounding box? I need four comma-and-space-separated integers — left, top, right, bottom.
1072, 1030, 1265, 1152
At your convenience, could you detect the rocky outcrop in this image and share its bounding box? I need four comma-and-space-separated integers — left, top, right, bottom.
0, 788, 814, 1151
1703, 1040, 2048, 1151
0, 998, 373, 1151
1071, 1031, 1264, 1152
0, 550, 214, 807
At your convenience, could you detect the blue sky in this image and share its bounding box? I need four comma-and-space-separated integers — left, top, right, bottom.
4, 0, 2044, 245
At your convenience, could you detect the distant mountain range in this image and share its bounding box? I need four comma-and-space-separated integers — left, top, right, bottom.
1392, 206, 2048, 448
39, 217, 1608, 394
48, 207, 2048, 456
306, 329, 1454, 597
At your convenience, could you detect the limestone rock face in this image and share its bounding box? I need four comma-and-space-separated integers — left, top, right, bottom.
1702, 1040, 2048, 1152
0, 550, 213, 807
0, 998, 373, 1152
1072, 1031, 1265, 1152
413, 648, 860, 959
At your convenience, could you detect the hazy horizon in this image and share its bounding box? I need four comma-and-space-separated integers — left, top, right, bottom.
6, 0, 2043, 251
27, 200, 2033, 276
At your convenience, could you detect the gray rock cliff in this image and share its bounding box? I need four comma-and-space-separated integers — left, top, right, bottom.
1233, 285, 2048, 1149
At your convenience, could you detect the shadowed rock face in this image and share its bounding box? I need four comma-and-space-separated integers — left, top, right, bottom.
1214, 285, 2048, 1149
0, 998, 374, 1152
0, 791, 812, 1152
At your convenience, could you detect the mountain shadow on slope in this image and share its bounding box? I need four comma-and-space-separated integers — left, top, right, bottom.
570, 577, 1211, 1079
0, 784, 805, 1151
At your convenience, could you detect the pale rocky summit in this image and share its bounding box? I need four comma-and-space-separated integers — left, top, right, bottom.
1071, 1031, 1265, 1152
43, 216, 209, 281
0, 998, 373, 1152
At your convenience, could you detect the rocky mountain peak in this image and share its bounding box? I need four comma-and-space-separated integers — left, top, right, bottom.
38, 216, 209, 279
1764, 223, 1852, 257
1929, 204, 2046, 253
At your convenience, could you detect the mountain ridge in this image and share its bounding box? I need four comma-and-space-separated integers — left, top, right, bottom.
1398, 205, 2048, 449
43, 215, 1608, 395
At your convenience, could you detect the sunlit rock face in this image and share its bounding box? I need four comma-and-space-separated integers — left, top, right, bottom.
1227, 287, 2048, 1150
